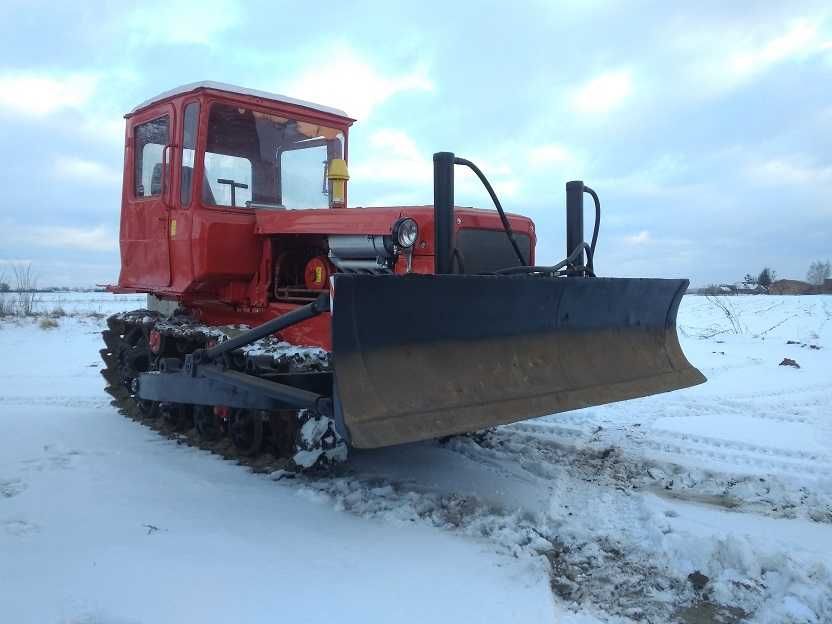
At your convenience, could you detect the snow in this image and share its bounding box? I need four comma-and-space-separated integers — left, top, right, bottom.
130, 81, 351, 118
0, 314, 553, 624
652, 413, 827, 455
2, 293, 832, 623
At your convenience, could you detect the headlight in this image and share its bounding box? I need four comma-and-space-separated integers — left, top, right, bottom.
393, 217, 418, 248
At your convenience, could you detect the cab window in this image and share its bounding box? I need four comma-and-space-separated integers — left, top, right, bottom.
203, 152, 252, 207
134, 116, 169, 198
203, 102, 343, 209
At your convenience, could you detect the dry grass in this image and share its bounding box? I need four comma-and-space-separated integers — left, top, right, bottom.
0, 294, 13, 317
704, 295, 745, 335
38, 317, 59, 330
12, 263, 38, 316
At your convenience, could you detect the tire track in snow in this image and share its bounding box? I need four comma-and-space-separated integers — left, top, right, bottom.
637, 426, 832, 466
505, 416, 832, 477
631, 433, 832, 478
536, 389, 830, 432
286, 453, 717, 623
285, 429, 830, 623
457, 425, 832, 522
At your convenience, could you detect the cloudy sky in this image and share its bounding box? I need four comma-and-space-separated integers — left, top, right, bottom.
1, 1, 830, 287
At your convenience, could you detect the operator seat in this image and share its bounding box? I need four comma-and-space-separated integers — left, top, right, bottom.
150, 163, 163, 195
179, 165, 217, 205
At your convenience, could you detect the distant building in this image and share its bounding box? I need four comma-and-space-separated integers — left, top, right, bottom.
823, 279, 832, 294
735, 283, 766, 295
716, 282, 765, 295
769, 279, 814, 295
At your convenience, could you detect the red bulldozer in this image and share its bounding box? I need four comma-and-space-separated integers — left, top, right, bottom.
102, 82, 704, 469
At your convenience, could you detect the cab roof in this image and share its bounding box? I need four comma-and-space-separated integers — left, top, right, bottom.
129, 81, 351, 119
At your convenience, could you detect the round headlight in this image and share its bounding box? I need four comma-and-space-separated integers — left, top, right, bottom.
393, 217, 419, 248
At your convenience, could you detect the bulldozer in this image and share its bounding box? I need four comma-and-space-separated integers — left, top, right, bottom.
102, 81, 705, 469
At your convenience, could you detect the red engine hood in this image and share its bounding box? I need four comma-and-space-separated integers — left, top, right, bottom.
255, 205, 535, 245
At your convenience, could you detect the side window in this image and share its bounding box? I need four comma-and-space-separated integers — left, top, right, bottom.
180, 103, 199, 206
134, 116, 169, 198
203, 153, 252, 207
281, 145, 329, 209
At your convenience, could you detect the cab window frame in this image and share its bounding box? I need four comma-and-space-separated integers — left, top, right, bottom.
132, 113, 171, 201
179, 100, 200, 208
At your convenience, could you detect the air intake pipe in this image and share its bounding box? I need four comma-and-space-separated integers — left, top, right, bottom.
433, 152, 456, 274
566, 181, 585, 269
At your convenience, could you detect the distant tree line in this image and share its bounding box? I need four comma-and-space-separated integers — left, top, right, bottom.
0, 263, 103, 293
807, 260, 831, 286
698, 260, 830, 295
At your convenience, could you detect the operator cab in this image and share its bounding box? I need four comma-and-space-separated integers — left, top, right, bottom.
119, 82, 355, 292
128, 81, 354, 213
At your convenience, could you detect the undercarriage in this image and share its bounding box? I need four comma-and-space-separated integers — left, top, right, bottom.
100, 309, 347, 472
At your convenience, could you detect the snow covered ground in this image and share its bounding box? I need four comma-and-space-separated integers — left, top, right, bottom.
1, 294, 830, 623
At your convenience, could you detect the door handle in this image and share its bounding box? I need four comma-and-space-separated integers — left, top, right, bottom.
161, 143, 174, 209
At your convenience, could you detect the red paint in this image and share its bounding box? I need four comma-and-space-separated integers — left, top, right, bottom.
149, 330, 161, 354
214, 405, 230, 419
112, 84, 537, 350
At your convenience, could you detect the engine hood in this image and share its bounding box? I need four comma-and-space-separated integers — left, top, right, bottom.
255, 205, 535, 244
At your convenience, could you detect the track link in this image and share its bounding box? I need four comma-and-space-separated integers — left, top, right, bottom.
100, 309, 347, 472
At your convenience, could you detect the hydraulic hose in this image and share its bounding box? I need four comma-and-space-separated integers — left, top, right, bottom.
583, 185, 600, 275
495, 242, 593, 276
453, 157, 529, 267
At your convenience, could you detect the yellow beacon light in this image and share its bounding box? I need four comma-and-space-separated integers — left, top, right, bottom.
328, 158, 349, 208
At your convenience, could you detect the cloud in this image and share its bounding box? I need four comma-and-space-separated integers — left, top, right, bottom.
78, 116, 126, 145
745, 157, 832, 187
569, 69, 633, 115
6, 225, 117, 252
596, 154, 696, 198
624, 230, 651, 245
286, 47, 435, 119
453, 156, 521, 200
679, 17, 831, 95
54, 157, 121, 186
126, 0, 241, 47
351, 129, 522, 204
729, 19, 822, 78
490, 178, 520, 200
352, 129, 433, 183
527, 144, 575, 167
0, 73, 97, 117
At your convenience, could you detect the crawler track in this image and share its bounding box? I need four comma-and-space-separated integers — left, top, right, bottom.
100, 309, 347, 472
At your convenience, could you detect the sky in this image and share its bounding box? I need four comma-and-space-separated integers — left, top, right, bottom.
0, 0, 830, 287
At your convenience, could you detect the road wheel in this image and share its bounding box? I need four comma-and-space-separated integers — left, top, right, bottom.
230, 409, 264, 456
160, 403, 191, 432
194, 406, 223, 441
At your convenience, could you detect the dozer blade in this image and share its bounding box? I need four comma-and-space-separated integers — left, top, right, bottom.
332, 273, 705, 449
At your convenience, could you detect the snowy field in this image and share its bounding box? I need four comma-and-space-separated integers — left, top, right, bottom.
1, 294, 830, 623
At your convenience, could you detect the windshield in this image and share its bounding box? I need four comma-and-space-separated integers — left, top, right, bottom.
203, 103, 344, 209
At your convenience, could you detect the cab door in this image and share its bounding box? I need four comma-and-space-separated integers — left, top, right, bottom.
120, 104, 175, 288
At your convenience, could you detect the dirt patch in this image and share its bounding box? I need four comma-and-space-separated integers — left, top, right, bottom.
674, 601, 747, 624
